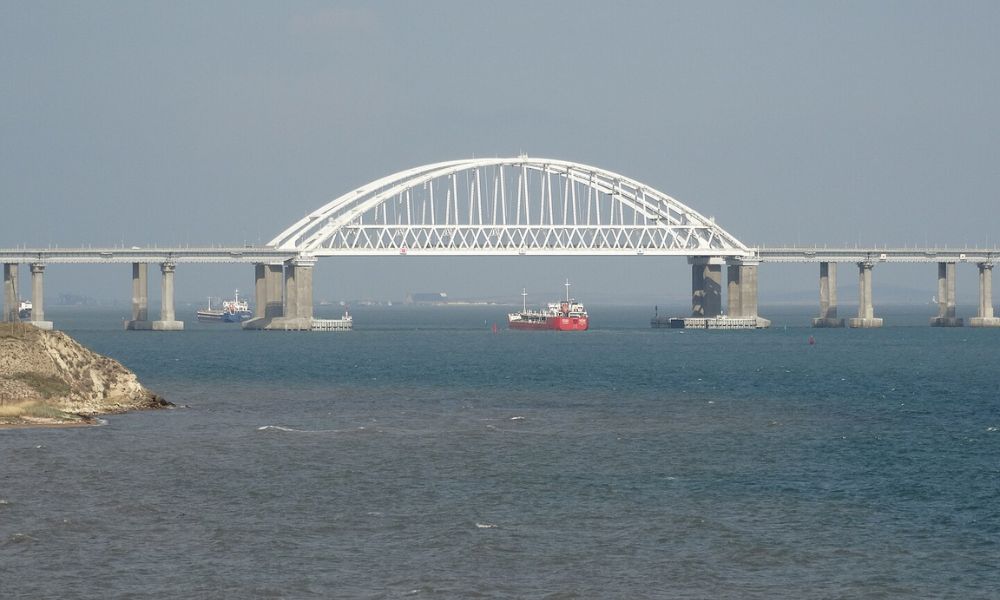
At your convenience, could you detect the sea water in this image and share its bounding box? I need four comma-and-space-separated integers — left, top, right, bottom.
1, 305, 998, 598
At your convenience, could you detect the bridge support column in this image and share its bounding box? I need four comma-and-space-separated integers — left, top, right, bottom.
690, 258, 722, 317
969, 262, 1000, 327
931, 262, 963, 326
3, 263, 18, 322
725, 260, 770, 327
284, 262, 298, 319
247, 256, 314, 331
242, 263, 285, 330
291, 259, 314, 321
125, 263, 152, 330
152, 262, 183, 331
849, 260, 883, 328
28, 263, 53, 330
265, 263, 284, 318
813, 262, 845, 327
727, 265, 741, 317
253, 263, 266, 319
737, 261, 767, 325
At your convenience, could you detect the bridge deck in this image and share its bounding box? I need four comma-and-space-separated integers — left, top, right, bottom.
0, 246, 997, 264
756, 247, 999, 263
0, 247, 299, 264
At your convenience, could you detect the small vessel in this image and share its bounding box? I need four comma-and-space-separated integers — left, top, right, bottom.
507, 280, 589, 331
197, 290, 253, 323
18, 300, 31, 319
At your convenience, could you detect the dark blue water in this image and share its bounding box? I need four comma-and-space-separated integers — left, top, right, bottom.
2, 306, 998, 598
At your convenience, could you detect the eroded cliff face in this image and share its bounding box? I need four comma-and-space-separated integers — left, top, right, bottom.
0, 324, 170, 423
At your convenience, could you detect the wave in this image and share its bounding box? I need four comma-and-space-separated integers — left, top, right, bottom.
256, 425, 378, 434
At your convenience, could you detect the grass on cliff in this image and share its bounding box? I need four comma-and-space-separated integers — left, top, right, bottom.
0, 400, 81, 422
0, 322, 36, 339
6, 373, 72, 399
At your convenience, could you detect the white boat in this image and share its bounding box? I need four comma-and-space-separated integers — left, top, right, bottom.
18, 300, 31, 319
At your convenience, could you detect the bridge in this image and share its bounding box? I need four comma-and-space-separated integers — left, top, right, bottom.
2, 157, 998, 329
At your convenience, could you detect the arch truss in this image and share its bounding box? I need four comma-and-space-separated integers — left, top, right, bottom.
269, 157, 751, 257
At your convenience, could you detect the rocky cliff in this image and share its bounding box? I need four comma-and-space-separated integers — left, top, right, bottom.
0, 323, 170, 425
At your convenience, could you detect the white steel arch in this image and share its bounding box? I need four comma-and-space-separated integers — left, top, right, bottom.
269, 157, 751, 257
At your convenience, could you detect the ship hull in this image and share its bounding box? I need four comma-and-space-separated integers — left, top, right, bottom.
222, 311, 253, 323
198, 309, 252, 323
197, 310, 225, 322
508, 316, 589, 331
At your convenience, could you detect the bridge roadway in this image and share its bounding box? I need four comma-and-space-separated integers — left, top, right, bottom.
2, 245, 999, 330
0, 247, 298, 264
2, 245, 997, 264
757, 247, 999, 264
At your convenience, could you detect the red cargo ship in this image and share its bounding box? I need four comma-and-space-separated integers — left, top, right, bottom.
507, 280, 589, 331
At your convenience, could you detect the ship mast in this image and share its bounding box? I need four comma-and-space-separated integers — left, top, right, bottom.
565, 278, 571, 302
522, 288, 527, 313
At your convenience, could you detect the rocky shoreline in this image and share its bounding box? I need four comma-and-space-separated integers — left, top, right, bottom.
0, 323, 171, 426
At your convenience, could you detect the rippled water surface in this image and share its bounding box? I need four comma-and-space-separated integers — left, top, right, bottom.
2, 306, 998, 598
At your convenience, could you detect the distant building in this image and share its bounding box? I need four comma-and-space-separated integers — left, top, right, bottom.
404, 292, 449, 305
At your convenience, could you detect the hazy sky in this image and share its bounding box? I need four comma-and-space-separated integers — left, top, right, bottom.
2, 1, 999, 307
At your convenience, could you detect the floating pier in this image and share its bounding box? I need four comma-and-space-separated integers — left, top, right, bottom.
651, 315, 770, 330
310, 318, 353, 332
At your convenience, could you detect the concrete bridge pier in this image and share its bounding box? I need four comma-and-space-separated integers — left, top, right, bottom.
969, 262, 1000, 327
124, 261, 182, 330
28, 263, 54, 330
3, 263, 18, 322
690, 257, 723, 317
244, 257, 314, 331
252, 264, 266, 319
243, 263, 286, 329
726, 259, 770, 326
125, 263, 151, 330
813, 262, 845, 327
849, 260, 883, 328
152, 262, 183, 331
930, 262, 963, 326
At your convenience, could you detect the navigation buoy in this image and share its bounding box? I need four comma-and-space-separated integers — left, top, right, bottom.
808, 335, 816, 346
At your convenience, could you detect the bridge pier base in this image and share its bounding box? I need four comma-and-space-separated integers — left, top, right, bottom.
813, 262, 845, 327
244, 258, 314, 331
151, 262, 183, 331
969, 262, 1000, 327
27, 263, 53, 330
657, 257, 769, 329
3, 263, 18, 322
849, 260, 883, 328
243, 263, 285, 329
726, 260, 770, 327
125, 262, 182, 330
930, 262, 963, 327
